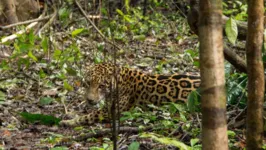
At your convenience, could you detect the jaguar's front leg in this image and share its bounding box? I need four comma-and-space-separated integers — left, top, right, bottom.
59, 108, 109, 127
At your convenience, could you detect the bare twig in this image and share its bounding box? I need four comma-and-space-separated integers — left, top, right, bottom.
0, 15, 52, 30
64, 125, 153, 141
74, 0, 122, 51
0, 11, 47, 44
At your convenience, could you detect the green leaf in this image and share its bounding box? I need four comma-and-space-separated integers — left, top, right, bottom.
39, 97, 54, 106
116, 9, 132, 22
193, 61, 200, 68
133, 35, 146, 41
53, 49, 62, 60
51, 147, 68, 150
0, 60, 10, 70
39, 69, 46, 78
28, 50, 38, 62
20, 112, 61, 125
19, 43, 33, 52
225, 17, 238, 45
63, 81, 73, 91
116, 9, 125, 16
28, 30, 35, 45
66, 67, 77, 76
59, 8, 70, 21
128, 141, 140, 150
227, 130, 236, 138
263, 55, 266, 62
0, 91, 6, 101
71, 28, 85, 37
190, 138, 199, 147
169, 102, 186, 112
41, 36, 49, 53
140, 133, 190, 150
187, 90, 198, 113
94, 56, 102, 64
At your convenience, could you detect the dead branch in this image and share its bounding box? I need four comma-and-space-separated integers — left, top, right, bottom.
0, 9, 47, 44
63, 125, 153, 142
0, 15, 51, 30
223, 44, 247, 73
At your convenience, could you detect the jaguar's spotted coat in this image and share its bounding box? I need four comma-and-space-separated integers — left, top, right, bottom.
60, 63, 201, 126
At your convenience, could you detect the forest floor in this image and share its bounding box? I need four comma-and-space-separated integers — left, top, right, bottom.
0, 1, 253, 150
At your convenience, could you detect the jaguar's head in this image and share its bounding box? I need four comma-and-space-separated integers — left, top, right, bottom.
84, 63, 117, 105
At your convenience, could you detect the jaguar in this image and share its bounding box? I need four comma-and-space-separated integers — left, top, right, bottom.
60, 63, 201, 126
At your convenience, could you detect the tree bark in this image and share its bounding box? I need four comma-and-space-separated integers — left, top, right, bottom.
2, 0, 18, 24
245, 0, 265, 149
199, 0, 228, 150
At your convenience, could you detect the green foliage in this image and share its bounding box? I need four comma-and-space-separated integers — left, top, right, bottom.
187, 90, 201, 113
39, 97, 54, 106
223, 1, 248, 21
128, 141, 140, 150
226, 73, 247, 108
41, 132, 65, 146
51, 147, 68, 150
20, 112, 61, 125
225, 17, 238, 45
89, 143, 113, 150
59, 7, 71, 25
140, 132, 191, 150
0, 91, 6, 102
71, 28, 88, 37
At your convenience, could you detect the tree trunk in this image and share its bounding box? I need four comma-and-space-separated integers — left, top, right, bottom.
2, 0, 18, 24
246, 0, 265, 149
199, 0, 228, 150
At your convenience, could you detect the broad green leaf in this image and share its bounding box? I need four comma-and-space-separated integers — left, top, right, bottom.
63, 81, 73, 91
128, 141, 140, 150
0, 60, 10, 70
58, 8, 70, 21
193, 61, 200, 68
28, 30, 35, 45
39, 97, 54, 106
133, 35, 146, 41
20, 112, 61, 125
116, 9, 132, 22
187, 90, 198, 113
66, 67, 77, 76
225, 18, 238, 45
116, 9, 125, 16
140, 133, 190, 150
169, 102, 186, 112
51, 147, 68, 150
190, 138, 199, 147
19, 43, 33, 52
125, 0, 130, 12
71, 28, 85, 37
0, 91, 6, 101
53, 49, 62, 60
227, 130, 236, 138
94, 56, 102, 64
39, 69, 46, 78
263, 55, 266, 62
41, 36, 49, 53
28, 50, 38, 62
